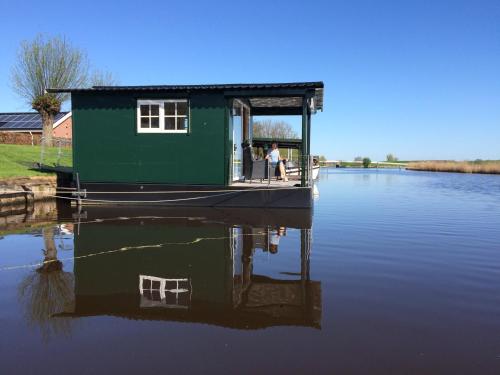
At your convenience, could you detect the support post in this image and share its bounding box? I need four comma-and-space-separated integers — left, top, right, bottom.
307, 108, 311, 159
301, 97, 308, 187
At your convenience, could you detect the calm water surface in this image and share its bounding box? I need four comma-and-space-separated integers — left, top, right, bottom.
1, 169, 499, 374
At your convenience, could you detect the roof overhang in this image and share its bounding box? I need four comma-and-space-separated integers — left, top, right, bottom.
47, 82, 324, 115
252, 137, 303, 149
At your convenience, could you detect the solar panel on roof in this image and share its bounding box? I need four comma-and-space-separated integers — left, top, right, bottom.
20, 122, 38, 129
0, 112, 66, 130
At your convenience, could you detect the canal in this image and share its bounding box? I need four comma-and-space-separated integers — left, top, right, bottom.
1, 169, 499, 374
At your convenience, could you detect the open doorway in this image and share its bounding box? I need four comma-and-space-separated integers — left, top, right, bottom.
230, 99, 251, 181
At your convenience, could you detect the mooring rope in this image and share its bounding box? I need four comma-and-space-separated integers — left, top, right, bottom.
0, 185, 302, 195
0, 231, 272, 272
50, 191, 242, 203
1, 184, 305, 204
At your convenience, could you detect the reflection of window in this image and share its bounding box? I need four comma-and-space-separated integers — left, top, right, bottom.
139, 275, 191, 309
137, 100, 188, 133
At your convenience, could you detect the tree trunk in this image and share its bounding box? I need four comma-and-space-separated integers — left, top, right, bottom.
40, 110, 54, 147
39, 226, 62, 273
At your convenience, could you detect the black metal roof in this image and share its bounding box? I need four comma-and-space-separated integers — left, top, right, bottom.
48, 81, 323, 92
48, 81, 324, 112
0, 112, 69, 131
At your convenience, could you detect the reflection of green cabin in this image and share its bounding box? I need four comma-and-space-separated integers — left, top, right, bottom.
63, 209, 321, 329
49, 82, 323, 192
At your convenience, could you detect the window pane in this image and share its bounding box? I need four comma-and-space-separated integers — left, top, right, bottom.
151, 117, 159, 128
151, 280, 161, 289
140, 105, 149, 116
177, 101, 187, 116
164, 117, 175, 130
165, 102, 175, 116
150, 105, 159, 116
165, 280, 177, 290
177, 117, 187, 131
152, 291, 161, 301
178, 291, 190, 305
140, 117, 149, 128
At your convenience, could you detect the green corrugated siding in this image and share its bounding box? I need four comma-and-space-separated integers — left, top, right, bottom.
72, 91, 227, 185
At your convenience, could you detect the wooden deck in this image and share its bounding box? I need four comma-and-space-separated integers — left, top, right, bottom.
232, 178, 301, 189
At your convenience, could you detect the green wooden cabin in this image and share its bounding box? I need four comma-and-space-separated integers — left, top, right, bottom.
50, 82, 324, 188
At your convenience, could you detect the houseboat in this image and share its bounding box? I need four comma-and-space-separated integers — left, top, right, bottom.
48, 82, 324, 208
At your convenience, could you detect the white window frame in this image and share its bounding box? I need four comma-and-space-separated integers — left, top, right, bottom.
139, 275, 191, 309
137, 99, 189, 134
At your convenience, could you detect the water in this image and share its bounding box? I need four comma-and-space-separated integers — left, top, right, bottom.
1, 169, 499, 374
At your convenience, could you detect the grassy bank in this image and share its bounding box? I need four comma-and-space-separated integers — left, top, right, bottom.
0, 143, 72, 180
407, 161, 500, 174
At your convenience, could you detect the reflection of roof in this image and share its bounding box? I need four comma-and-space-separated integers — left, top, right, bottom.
0, 112, 69, 131
56, 280, 321, 330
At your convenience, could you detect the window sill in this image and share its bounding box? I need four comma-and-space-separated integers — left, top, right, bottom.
137, 130, 188, 134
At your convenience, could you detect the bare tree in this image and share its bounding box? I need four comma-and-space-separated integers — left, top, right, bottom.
89, 69, 119, 86
18, 227, 75, 341
253, 119, 299, 139
11, 35, 88, 146
386, 153, 399, 162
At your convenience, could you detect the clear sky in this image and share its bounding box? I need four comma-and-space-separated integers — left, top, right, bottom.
0, 0, 499, 161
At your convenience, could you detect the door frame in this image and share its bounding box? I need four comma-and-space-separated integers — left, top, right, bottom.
230, 99, 251, 182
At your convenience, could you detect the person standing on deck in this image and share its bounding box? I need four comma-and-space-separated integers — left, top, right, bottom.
265, 142, 288, 182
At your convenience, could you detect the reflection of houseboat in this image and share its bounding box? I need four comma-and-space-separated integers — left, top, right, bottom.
49, 82, 324, 208
57, 207, 321, 329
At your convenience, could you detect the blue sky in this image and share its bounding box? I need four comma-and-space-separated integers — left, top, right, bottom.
0, 0, 499, 161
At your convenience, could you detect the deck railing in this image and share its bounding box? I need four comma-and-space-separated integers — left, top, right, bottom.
267, 155, 314, 187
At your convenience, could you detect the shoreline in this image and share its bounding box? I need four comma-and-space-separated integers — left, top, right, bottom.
406, 161, 500, 175
406, 167, 500, 175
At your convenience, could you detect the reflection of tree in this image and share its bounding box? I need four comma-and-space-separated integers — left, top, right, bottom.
18, 227, 75, 341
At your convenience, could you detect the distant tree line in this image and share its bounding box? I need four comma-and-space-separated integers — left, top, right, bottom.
253, 120, 299, 139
